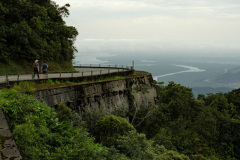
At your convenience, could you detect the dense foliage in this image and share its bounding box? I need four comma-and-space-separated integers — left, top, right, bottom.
95, 115, 136, 146
0, 0, 78, 74
1, 81, 240, 159
0, 89, 108, 160
133, 81, 240, 160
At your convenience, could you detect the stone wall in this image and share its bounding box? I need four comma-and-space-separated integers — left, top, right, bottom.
0, 108, 22, 160
34, 74, 157, 115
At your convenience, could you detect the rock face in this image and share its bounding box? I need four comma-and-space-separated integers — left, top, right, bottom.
0, 108, 22, 160
34, 74, 157, 115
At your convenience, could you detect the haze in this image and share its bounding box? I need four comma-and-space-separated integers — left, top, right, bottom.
54, 0, 240, 62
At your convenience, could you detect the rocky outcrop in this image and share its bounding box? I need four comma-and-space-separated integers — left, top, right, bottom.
34, 74, 157, 115
0, 108, 22, 160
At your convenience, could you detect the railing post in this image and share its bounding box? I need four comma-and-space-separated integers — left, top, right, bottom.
6, 74, 9, 85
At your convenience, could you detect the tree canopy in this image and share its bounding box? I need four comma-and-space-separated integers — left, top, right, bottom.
0, 0, 78, 63
1, 80, 240, 159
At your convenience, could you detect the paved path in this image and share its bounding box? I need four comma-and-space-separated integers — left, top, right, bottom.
0, 67, 128, 84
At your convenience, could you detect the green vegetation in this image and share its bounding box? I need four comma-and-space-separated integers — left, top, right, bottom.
9, 76, 127, 91
1, 80, 240, 159
134, 85, 149, 94
0, 89, 108, 159
133, 81, 240, 160
77, 76, 125, 85
0, 0, 77, 75
13, 81, 36, 94
99, 76, 125, 81
95, 115, 136, 146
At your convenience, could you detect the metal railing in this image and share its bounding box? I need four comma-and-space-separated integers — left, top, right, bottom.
0, 64, 134, 85
74, 64, 132, 69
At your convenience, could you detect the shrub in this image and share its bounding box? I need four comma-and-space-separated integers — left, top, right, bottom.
56, 103, 73, 122
106, 149, 130, 160
45, 79, 55, 85
114, 130, 190, 160
115, 130, 155, 160
82, 106, 129, 136
95, 115, 135, 146
153, 128, 177, 151
156, 150, 190, 160
54, 80, 61, 84
82, 107, 110, 134
13, 81, 36, 94
0, 90, 108, 159
191, 154, 211, 160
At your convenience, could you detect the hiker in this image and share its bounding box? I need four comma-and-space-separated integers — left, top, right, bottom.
41, 61, 48, 78
33, 60, 39, 79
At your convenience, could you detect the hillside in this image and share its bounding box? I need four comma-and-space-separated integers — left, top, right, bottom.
1, 78, 240, 159
0, 0, 78, 75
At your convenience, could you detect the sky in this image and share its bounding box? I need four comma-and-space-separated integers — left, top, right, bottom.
54, 0, 240, 63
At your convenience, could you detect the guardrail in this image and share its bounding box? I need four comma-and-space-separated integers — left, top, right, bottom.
74, 64, 132, 69
73, 61, 135, 69
0, 64, 134, 86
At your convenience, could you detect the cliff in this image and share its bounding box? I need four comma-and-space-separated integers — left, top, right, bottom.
0, 71, 157, 159
34, 73, 157, 115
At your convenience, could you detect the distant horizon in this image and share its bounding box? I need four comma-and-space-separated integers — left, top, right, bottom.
55, 0, 240, 60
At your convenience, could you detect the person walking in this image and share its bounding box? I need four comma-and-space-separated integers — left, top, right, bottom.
33, 60, 39, 79
41, 61, 48, 78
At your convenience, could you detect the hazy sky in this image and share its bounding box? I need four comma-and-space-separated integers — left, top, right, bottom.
54, 0, 240, 63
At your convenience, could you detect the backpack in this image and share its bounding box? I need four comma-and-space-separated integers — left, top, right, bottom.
33, 63, 37, 69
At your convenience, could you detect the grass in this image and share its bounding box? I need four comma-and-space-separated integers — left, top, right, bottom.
13, 81, 36, 94
8, 71, 151, 91
33, 77, 126, 90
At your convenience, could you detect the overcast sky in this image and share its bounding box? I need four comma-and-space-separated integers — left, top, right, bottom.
54, 0, 240, 62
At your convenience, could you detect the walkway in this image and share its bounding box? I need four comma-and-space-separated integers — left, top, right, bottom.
0, 67, 129, 84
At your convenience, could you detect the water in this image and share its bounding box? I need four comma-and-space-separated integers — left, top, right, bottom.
74, 52, 240, 96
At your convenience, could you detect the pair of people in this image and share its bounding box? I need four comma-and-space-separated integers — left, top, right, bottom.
33, 60, 48, 79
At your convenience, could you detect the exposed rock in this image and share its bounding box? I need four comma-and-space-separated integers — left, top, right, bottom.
34, 74, 157, 115
0, 108, 22, 160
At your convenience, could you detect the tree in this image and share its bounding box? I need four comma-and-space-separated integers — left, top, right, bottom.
95, 115, 135, 146
0, 0, 78, 66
